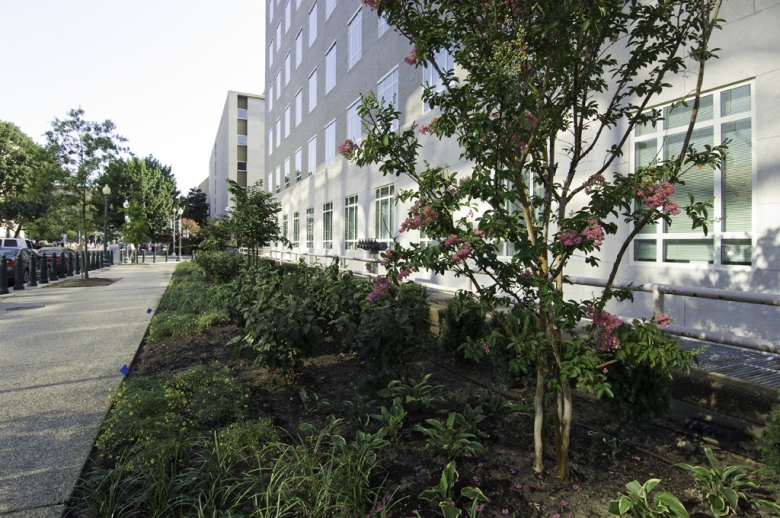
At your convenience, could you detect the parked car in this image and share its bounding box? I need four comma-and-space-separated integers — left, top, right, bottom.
1, 247, 35, 286
0, 238, 35, 249
38, 248, 76, 272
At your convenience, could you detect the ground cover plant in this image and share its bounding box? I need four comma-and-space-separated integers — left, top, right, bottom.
65, 261, 779, 517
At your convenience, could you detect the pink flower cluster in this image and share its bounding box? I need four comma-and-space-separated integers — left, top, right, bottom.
367, 276, 392, 301
385, 249, 394, 259
581, 219, 604, 246
586, 305, 623, 351
400, 200, 438, 232
637, 181, 680, 215
417, 124, 430, 134
337, 139, 357, 159
474, 230, 485, 238
396, 267, 416, 282
404, 48, 419, 65
452, 243, 473, 262
361, 0, 378, 9
365, 262, 373, 273
583, 173, 606, 194
524, 109, 539, 129
653, 313, 674, 329
558, 219, 605, 248
444, 234, 460, 247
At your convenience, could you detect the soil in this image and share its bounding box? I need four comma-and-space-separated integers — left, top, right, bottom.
43, 277, 118, 288
81, 323, 778, 517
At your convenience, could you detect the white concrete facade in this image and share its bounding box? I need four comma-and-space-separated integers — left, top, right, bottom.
207, 91, 266, 218
266, 0, 780, 341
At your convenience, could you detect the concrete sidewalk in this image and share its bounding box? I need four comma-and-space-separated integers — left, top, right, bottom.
0, 262, 178, 517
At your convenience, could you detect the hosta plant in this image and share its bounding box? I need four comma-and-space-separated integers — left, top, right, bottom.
608, 479, 689, 518
675, 447, 757, 516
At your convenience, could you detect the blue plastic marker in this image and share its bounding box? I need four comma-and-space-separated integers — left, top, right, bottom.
147, 308, 152, 314
119, 364, 129, 375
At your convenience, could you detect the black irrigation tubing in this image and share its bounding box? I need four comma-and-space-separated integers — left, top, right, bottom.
419, 353, 762, 466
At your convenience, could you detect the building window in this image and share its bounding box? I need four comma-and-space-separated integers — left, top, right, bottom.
268, 128, 274, 155
347, 100, 361, 142
308, 69, 317, 112
285, 53, 291, 85
285, 0, 291, 32
419, 228, 438, 249
326, 0, 336, 18
283, 213, 288, 241
295, 89, 303, 126
375, 185, 394, 245
269, 0, 274, 24
269, 40, 274, 68
323, 202, 333, 249
308, 135, 317, 175
325, 121, 336, 166
276, 22, 281, 50
632, 83, 753, 266
268, 173, 273, 193
237, 161, 247, 171
276, 70, 281, 99
284, 105, 291, 138
377, 68, 399, 131
295, 148, 302, 181
296, 0, 301, 10
237, 108, 248, 120
276, 165, 281, 193
325, 43, 337, 94
237, 134, 248, 146
293, 211, 300, 247
268, 84, 274, 111
309, 2, 317, 47
348, 10, 362, 69
306, 207, 314, 248
284, 157, 291, 189
423, 49, 454, 112
378, 13, 388, 37
345, 194, 358, 250
295, 29, 303, 68
275, 118, 281, 147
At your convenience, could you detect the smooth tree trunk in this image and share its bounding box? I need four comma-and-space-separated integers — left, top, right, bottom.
533, 368, 546, 473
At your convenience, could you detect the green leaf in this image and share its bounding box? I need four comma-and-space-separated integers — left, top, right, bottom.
439, 502, 462, 518
655, 492, 689, 518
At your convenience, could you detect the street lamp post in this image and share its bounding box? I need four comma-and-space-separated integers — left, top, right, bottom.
102, 184, 111, 262
176, 207, 183, 261
123, 200, 130, 263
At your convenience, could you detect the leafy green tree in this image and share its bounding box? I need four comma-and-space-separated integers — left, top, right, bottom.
198, 216, 233, 252
98, 155, 178, 246
347, 0, 723, 480
183, 187, 209, 227
0, 122, 65, 237
45, 108, 127, 277
226, 179, 284, 264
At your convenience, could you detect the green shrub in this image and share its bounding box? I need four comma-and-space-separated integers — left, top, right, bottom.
97, 364, 247, 463
763, 394, 780, 476
438, 292, 489, 362
226, 262, 320, 374
485, 305, 543, 387
354, 282, 432, 385
194, 250, 247, 283
602, 321, 696, 423
217, 418, 279, 461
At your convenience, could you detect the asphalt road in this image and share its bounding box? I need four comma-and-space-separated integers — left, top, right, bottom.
0, 261, 177, 517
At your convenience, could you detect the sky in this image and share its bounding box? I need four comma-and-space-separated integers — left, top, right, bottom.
0, 0, 266, 195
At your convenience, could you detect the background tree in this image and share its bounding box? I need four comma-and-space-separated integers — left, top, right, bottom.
46, 107, 127, 277
348, 0, 723, 480
197, 215, 233, 252
98, 155, 178, 245
182, 187, 209, 227
0, 121, 66, 237
226, 180, 284, 264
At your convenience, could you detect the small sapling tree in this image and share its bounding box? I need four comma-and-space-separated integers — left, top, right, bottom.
346, 0, 724, 480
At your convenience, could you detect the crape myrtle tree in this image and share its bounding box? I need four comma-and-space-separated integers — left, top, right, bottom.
46, 108, 127, 278
226, 179, 284, 264
345, 0, 724, 480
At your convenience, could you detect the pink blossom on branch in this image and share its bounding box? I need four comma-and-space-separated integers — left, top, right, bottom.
361, 0, 379, 9
637, 181, 680, 215
337, 139, 357, 159
653, 313, 674, 329
399, 200, 438, 232
404, 48, 419, 65
451, 242, 473, 262
581, 219, 605, 247
583, 173, 606, 194
586, 305, 623, 351
444, 234, 461, 247
367, 276, 392, 301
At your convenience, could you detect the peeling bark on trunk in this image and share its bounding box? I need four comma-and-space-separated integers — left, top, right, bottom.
554, 382, 573, 481
533, 368, 545, 473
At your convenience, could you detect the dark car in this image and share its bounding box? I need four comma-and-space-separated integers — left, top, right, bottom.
38, 248, 76, 272
1, 247, 35, 286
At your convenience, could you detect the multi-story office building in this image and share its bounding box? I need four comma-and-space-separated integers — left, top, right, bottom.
205, 91, 266, 218
267, 0, 780, 342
